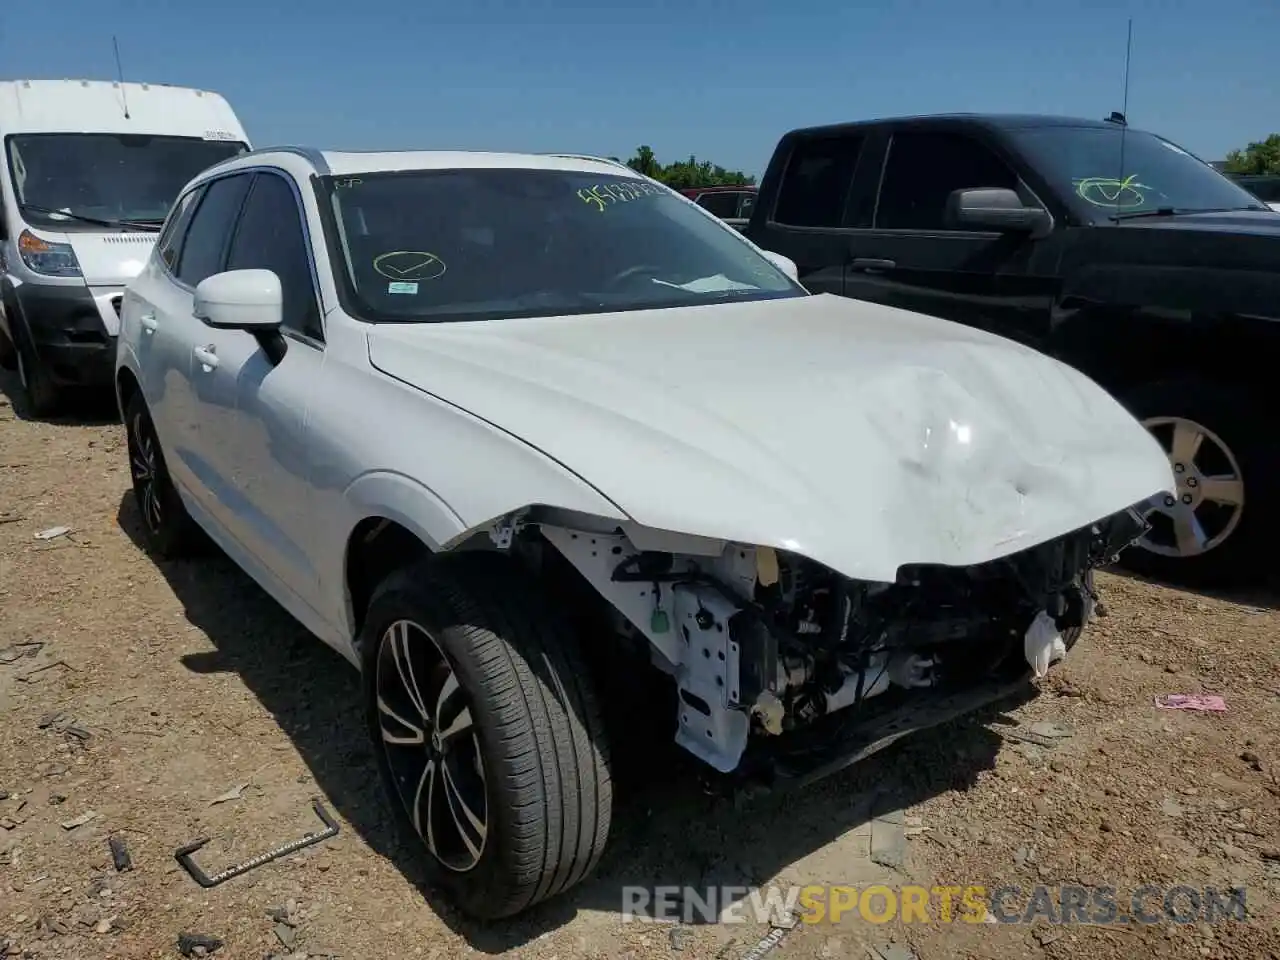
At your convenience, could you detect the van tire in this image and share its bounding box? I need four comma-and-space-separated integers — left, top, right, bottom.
13, 326, 62, 419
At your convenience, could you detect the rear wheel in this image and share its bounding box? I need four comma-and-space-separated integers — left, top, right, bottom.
361, 552, 613, 919
124, 394, 205, 558
1120, 379, 1276, 586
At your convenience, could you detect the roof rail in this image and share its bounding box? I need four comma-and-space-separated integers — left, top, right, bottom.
234, 145, 331, 174
544, 153, 632, 170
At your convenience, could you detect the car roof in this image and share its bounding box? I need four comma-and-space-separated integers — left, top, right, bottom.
219, 147, 638, 179
679, 185, 757, 196
786, 113, 1132, 138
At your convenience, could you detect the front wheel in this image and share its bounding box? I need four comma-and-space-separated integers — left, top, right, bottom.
1120, 379, 1277, 586
360, 552, 613, 919
13, 329, 62, 418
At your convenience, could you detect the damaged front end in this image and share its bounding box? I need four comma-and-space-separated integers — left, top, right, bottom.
533, 505, 1148, 786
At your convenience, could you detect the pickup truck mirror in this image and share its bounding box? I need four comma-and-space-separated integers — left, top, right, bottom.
947, 187, 1050, 235
193, 269, 288, 365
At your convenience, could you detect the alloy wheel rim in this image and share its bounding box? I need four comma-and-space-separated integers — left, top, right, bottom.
1139, 416, 1245, 558
128, 413, 164, 534
375, 619, 488, 873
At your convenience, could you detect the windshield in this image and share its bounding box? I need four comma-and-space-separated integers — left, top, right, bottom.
322, 168, 803, 323
1009, 126, 1267, 220
6, 133, 248, 228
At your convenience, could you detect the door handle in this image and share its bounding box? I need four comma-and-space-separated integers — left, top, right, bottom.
139, 313, 158, 335
849, 258, 896, 273
193, 345, 219, 371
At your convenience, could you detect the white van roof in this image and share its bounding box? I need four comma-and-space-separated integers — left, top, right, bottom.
0, 79, 249, 142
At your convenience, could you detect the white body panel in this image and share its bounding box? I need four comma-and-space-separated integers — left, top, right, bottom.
117, 148, 1174, 670
366, 294, 1173, 582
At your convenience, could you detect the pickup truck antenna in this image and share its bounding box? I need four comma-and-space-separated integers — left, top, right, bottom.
1112, 17, 1133, 213
112, 36, 131, 119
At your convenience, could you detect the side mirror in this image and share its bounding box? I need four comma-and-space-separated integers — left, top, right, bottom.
762, 250, 800, 281
194, 269, 283, 330
947, 187, 1051, 235
193, 269, 288, 365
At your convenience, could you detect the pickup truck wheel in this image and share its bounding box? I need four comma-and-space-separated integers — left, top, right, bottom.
1120, 379, 1277, 586
360, 552, 613, 919
124, 394, 205, 558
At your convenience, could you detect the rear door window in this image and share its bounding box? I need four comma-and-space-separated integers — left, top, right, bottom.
772, 135, 866, 228
157, 186, 204, 273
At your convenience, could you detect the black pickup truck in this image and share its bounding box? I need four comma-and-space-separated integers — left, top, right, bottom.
744, 113, 1280, 586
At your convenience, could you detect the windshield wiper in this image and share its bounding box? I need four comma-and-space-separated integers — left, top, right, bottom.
20, 203, 163, 231
1110, 204, 1267, 221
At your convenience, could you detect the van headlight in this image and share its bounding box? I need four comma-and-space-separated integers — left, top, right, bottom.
18, 229, 82, 278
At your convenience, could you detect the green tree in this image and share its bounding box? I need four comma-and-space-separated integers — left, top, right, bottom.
623, 146, 755, 190
1223, 134, 1280, 175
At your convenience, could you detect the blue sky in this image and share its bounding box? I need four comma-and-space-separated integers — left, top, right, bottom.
3, 0, 1276, 176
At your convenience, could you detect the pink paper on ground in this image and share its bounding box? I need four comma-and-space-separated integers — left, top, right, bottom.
1154, 694, 1227, 712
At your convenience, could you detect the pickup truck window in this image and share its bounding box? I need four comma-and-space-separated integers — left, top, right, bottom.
176, 174, 252, 288
875, 131, 1018, 231
696, 191, 743, 218
1009, 126, 1265, 219
773, 135, 865, 228
323, 168, 803, 323
226, 173, 323, 342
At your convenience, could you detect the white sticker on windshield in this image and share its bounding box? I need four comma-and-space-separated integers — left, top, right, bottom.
388, 282, 419, 295
1159, 140, 1192, 157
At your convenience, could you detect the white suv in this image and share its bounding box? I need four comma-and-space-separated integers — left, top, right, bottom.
114, 146, 1173, 918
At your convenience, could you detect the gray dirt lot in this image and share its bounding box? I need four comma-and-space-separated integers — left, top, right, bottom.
1, 379, 1278, 960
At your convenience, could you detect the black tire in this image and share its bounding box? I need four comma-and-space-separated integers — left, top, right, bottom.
360, 551, 613, 919
13, 326, 62, 418
1118, 378, 1278, 587
0, 325, 16, 371
124, 394, 205, 558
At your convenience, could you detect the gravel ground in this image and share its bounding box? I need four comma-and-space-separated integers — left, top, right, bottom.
1, 377, 1278, 960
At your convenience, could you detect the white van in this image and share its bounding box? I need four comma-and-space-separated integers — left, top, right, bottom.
0, 79, 251, 414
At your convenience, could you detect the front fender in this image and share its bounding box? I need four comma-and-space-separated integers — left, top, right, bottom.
343, 471, 467, 553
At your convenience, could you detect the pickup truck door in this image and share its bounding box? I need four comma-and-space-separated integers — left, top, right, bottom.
842, 127, 1059, 351
187, 170, 327, 609
744, 128, 884, 296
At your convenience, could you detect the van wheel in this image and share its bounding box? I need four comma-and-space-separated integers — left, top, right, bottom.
0, 326, 16, 371
1120, 379, 1276, 586
360, 552, 612, 919
124, 394, 205, 558
13, 329, 61, 418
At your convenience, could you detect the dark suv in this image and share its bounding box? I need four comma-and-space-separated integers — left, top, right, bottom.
745, 114, 1280, 585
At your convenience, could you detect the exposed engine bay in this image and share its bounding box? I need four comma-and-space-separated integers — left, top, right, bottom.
513, 506, 1148, 775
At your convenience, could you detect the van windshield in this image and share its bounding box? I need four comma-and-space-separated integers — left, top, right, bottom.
5, 132, 247, 228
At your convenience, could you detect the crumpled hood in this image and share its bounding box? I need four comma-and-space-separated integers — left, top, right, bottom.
367, 294, 1173, 582
61, 232, 156, 285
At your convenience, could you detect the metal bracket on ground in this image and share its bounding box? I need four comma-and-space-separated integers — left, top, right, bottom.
174, 800, 339, 888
